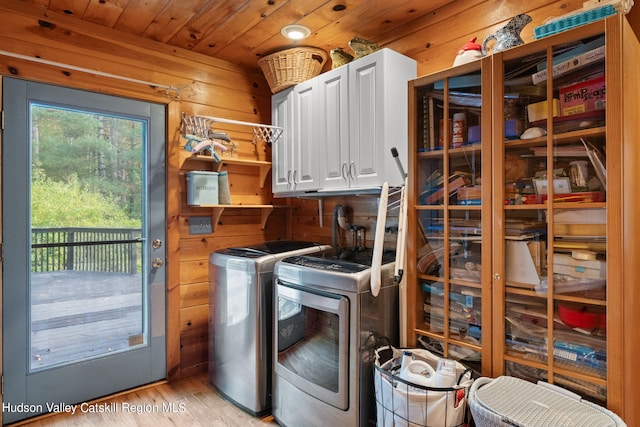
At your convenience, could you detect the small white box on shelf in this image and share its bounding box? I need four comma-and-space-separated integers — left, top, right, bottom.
186, 171, 219, 205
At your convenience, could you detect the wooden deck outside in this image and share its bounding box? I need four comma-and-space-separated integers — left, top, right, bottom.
30, 271, 143, 370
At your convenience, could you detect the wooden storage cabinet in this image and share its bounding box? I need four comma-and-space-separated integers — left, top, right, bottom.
407, 15, 640, 422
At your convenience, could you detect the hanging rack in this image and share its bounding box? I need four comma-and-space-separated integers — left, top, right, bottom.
181, 112, 283, 146
0, 50, 194, 101
386, 186, 405, 212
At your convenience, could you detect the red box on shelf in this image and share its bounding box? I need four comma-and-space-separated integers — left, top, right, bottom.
559, 75, 606, 116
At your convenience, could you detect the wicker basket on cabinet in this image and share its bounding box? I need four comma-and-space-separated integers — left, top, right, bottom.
258, 47, 327, 93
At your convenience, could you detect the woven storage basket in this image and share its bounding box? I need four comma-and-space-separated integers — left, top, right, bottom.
469, 376, 626, 427
258, 47, 327, 94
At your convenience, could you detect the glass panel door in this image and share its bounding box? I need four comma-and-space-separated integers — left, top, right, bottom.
3, 78, 166, 424
29, 103, 146, 371
411, 61, 489, 376
497, 29, 608, 405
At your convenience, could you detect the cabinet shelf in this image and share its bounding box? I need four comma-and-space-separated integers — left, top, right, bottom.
504, 126, 606, 148
179, 152, 272, 188
503, 353, 607, 384
188, 205, 290, 231
417, 144, 482, 158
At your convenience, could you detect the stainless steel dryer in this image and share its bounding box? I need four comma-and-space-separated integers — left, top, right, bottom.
272, 250, 399, 427
208, 240, 331, 416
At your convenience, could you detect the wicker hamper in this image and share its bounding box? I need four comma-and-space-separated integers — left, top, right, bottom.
258, 47, 327, 93
469, 376, 626, 427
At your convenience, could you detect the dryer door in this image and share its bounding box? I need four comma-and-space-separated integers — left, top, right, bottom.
274, 279, 349, 410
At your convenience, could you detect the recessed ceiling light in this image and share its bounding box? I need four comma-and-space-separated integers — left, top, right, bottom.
281, 24, 311, 40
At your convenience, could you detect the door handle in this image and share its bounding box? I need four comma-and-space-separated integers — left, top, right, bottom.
152, 239, 162, 249
152, 258, 164, 268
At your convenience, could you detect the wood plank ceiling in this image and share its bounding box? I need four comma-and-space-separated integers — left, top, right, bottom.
22, 0, 459, 71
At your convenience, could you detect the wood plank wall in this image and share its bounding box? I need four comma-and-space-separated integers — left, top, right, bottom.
0, 1, 286, 383
1, 0, 639, 385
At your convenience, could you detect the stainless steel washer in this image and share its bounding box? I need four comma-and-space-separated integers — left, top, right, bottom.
208, 240, 331, 416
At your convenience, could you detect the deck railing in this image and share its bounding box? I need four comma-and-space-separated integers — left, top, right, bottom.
31, 227, 142, 274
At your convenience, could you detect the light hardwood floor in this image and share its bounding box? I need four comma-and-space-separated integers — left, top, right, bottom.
8, 373, 279, 426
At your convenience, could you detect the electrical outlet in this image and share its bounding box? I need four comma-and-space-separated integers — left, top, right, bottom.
189, 216, 212, 235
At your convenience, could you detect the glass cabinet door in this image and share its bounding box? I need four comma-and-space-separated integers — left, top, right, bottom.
409, 61, 491, 376
495, 26, 608, 405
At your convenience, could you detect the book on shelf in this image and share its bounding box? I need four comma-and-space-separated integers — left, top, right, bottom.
553, 239, 606, 253
530, 144, 590, 157
419, 171, 471, 205
457, 185, 482, 200
554, 222, 606, 236
552, 208, 606, 224
520, 191, 606, 204
535, 36, 605, 72
532, 45, 605, 85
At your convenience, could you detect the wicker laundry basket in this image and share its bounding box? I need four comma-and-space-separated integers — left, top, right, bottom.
258, 47, 327, 93
469, 376, 626, 427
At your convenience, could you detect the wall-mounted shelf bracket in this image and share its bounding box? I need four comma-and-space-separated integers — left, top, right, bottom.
203, 205, 289, 231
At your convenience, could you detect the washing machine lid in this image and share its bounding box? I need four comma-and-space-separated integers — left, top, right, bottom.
219, 240, 323, 258
210, 241, 331, 273
275, 252, 396, 293
281, 255, 370, 273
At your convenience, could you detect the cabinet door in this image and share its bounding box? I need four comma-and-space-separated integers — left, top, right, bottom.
318, 66, 350, 190
291, 79, 320, 191
408, 59, 491, 377
494, 24, 609, 406
272, 88, 294, 194
348, 51, 385, 188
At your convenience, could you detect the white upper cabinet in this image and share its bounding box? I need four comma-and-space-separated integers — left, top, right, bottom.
291, 78, 320, 192
318, 65, 350, 190
347, 49, 415, 188
271, 87, 294, 194
273, 48, 416, 195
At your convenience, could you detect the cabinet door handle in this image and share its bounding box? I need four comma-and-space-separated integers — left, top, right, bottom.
287, 170, 292, 190
341, 162, 348, 180
292, 170, 298, 189
349, 161, 356, 180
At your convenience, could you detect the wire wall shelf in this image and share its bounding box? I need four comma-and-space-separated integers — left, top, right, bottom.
181, 112, 283, 145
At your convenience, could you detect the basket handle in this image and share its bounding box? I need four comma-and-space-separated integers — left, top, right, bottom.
469, 376, 493, 395
311, 54, 325, 64
374, 336, 394, 365
456, 368, 474, 385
